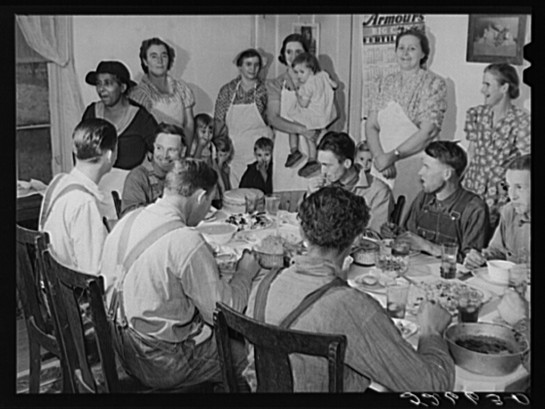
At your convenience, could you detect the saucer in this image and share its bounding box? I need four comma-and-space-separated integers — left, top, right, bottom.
347, 273, 386, 294
472, 267, 509, 287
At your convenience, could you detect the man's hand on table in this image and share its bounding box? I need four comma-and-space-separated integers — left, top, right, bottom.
417, 300, 452, 337
379, 222, 404, 239
235, 249, 261, 280
396, 231, 434, 254
463, 249, 487, 270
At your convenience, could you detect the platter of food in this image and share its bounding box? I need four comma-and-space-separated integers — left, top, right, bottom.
225, 212, 273, 231
412, 278, 491, 315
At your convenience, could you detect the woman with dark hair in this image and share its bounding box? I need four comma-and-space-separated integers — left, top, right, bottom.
214, 48, 272, 188
365, 28, 447, 213
461, 63, 530, 229
267, 33, 322, 195
82, 60, 158, 215
130, 37, 196, 150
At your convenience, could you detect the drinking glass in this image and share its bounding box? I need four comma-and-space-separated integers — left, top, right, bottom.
245, 195, 256, 213
265, 195, 281, 216
440, 242, 458, 279
456, 288, 483, 323
386, 281, 410, 318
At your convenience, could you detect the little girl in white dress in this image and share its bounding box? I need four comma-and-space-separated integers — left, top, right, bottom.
284, 52, 338, 177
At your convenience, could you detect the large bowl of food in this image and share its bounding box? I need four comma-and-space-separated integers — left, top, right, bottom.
254, 235, 285, 269
444, 322, 529, 376
351, 237, 380, 266
196, 222, 238, 245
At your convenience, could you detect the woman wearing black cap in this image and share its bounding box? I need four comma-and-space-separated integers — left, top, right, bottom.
82, 60, 158, 210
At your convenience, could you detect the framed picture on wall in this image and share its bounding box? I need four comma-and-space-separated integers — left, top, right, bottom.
293, 23, 319, 55
466, 14, 526, 65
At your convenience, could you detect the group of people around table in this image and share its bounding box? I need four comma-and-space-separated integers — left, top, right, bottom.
36, 27, 531, 392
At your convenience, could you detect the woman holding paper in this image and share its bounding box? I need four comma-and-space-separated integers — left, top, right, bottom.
365, 28, 447, 211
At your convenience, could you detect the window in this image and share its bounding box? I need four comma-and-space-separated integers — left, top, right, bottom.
16, 22, 52, 183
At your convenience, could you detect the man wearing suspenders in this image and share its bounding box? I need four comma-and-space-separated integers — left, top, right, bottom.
100, 159, 260, 390
384, 141, 490, 263
39, 118, 118, 275
244, 187, 455, 392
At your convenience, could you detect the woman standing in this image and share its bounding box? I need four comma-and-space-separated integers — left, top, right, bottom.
214, 48, 273, 188
462, 63, 530, 229
82, 60, 158, 218
267, 34, 321, 197
130, 37, 195, 151
365, 28, 447, 211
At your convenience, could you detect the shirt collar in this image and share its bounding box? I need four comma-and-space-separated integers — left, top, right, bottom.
69, 167, 104, 201
335, 166, 365, 191
292, 254, 340, 278
151, 196, 188, 225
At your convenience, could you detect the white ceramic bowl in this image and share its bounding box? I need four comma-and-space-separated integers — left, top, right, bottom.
196, 223, 238, 245
486, 260, 516, 285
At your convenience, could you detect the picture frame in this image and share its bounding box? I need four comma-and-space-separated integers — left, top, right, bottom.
293, 22, 319, 55
466, 14, 526, 65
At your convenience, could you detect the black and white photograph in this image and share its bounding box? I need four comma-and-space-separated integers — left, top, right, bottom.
13, 9, 533, 404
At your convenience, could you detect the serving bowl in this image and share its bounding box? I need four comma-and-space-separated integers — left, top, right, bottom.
196, 222, 238, 245
444, 322, 529, 376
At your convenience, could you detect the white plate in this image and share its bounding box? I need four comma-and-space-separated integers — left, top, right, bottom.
347, 273, 386, 294
472, 267, 509, 287
392, 318, 418, 339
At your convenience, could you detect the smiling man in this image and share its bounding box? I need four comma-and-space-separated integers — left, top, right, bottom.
120, 123, 185, 217
464, 154, 531, 268
392, 141, 490, 262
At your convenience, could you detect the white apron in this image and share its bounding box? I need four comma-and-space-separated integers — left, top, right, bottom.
370, 100, 423, 215
272, 80, 312, 192
225, 82, 273, 188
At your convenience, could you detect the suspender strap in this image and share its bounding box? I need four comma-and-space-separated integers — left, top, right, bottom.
279, 277, 346, 329
107, 209, 184, 326
40, 175, 89, 230
252, 267, 284, 322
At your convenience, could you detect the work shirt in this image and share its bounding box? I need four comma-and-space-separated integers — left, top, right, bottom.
39, 168, 108, 275
100, 197, 254, 343
120, 160, 166, 217
244, 254, 455, 392
485, 202, 531, 263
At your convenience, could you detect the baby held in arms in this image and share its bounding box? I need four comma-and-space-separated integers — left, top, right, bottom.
284, 52, 338, 178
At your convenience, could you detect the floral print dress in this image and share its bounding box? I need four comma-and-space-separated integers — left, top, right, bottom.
462, 104, 530, 228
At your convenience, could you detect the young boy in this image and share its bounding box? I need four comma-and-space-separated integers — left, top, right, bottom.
354, 141, 394, 233
210, 136, 233, 209
464, 154, 531, 268
191, 113, 214, 164
239, 137, 273, 195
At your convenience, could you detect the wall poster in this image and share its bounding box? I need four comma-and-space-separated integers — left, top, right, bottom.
360, 14, 426, 134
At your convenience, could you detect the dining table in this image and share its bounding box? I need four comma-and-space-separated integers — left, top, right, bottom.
198, 209, 530, 393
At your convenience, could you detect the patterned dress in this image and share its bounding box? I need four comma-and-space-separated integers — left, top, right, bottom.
461, 104, 530, 228
214, 76, 268, 126
369, 69, 447, 130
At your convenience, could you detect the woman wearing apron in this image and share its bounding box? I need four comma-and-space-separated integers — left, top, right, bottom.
214, 48, 272, 188
130, 37, 196, 151
365, 29, 447, 217
266, 34, 322, 199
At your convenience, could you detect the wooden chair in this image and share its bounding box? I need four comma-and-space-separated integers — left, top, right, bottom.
111, 191, 122, 219
16, 225, 72, 393
213, 302, 347, 392
40, 243, 214, 393
40, 245, 122, 393
390, 195, 406, 226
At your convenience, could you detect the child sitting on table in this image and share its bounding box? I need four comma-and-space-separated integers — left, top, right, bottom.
210, 136, 233, 209
239, 136, 273, 195
284, 52, 338, 178
354, 140, 394, 233
191, 113, 214, 164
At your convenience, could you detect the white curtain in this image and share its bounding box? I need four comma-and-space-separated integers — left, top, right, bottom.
16, 15, 84, 174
